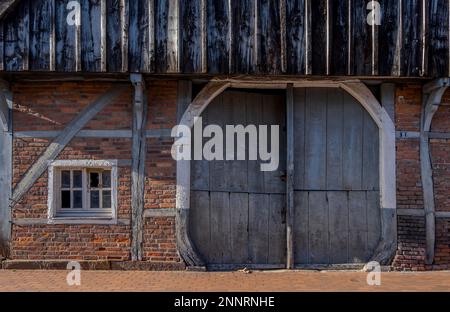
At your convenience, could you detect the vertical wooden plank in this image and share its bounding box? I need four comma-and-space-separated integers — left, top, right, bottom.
366, 191, 381, 258
343, 93, 363, 190
285, 0, 306, 75
120, 0, 129, 72
191, 105, 209, 191
106, 0, 122, 72
30, 0, 53, 70
55, 0, 77, 71
362, 111, 380, 191
232, 0, 256, 73
308, 191, 328, 264
328, 191, 349, 264
224, 91, 248, 192
180, 0, 202, 73
329, 0, 349, 75
348, 191, 368, 262
208, 95, 226, 192
166, 0, 179, 73
0, 23, 4, 71
263, 93, 286, 194
248, 193, 269, 264
128, 0, 151, 72
326, 89, 344, 190
190, 191, 211, 261
206, 0, 230, 74
401, 0, 423, 76
350, 0, 372, 75
153, 0, 181, 72
4, 0, 28, 71
304, 88, 327, 190
80, 0, 102, 72
279, 0, 287, 73
100, 0, 107, 72
268, 194, 286, 264
294, 191, 308, 264
305, 0, 312, 74
257, 0, 282, 74
209, 191, 231, 264
379, 0, 401, 76
247, 93, 265, 194
428, 0, 449, 77
230, 193, 249, 264
310, 0, 327, 75
286, 84, 294, 269
293, 88, 305, 190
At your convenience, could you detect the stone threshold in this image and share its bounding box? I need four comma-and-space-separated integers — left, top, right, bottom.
0, 260, 186, 271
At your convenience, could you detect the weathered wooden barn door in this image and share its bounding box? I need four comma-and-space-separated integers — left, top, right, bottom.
293, 88, 381, 265
189, 90, 287, 269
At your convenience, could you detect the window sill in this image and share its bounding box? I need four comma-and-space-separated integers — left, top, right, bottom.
48, 216, 118, 225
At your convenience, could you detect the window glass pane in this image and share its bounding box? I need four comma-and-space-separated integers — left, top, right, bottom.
61, 190, 71, 208
90, 191, 100, 208
73, 191, 82, 208
61, 171, 71, 188
103, 190, 111, 209
102, 171, 111, 188
73, 171, 82, 188
90, 172, 99, 188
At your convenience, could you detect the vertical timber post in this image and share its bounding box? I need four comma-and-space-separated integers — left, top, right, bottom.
0, 81, 12, 259
130, 74, 148, 261
286, 84, 295, 269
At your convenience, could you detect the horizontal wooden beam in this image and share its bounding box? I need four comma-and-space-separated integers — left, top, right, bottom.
144, 209, 176, 218
14, 129, 172, 139
13, 218, 130, 226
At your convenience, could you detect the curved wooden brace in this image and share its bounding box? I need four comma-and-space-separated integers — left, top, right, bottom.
421, 78, 449, 265
341, 82, 398, 265
176, 78, 397, 267
175, 81, 230, 267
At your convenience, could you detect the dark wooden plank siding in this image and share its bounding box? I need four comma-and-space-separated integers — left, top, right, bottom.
180, 0, 203, 73
310, 0, 327, 75
0, 0, 448, 77
55, 0, 77, 71
232, 0, 255, 74
350, 0, 372, 75
428, 0, 449, 77
257, 0, 281, 74
154, 0, 169, 73
29, 0, 52, 70
128, 0, 151, 72
330, 0, 349, 75
285, 0, 306, 75
402, 0, 423, 76
4, 0, 29, 71
80, 0, 101, 72
206, 0, 230, 74
378, 0, 400, 76
106, 0, 122, 72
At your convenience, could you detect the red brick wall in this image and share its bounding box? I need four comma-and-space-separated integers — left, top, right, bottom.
10, 80, 181, 265
8, 81, 450, 270
392, 85, 450, 271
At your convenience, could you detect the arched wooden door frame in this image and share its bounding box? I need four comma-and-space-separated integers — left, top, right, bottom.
175, 78, 397, 268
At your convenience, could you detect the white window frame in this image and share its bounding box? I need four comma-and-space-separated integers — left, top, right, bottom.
47, 160, 118, 224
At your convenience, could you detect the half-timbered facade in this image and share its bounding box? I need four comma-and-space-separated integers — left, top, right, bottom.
0, 0, 449, 271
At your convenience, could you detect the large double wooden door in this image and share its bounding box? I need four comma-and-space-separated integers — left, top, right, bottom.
189, 88, 381, 268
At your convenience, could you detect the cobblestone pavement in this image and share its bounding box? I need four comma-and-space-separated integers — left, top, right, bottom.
0, 270, 449, 292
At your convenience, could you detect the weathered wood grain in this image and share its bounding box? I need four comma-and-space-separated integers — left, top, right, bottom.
310, 0, 327, 75
30, 0, 52, 70
106, 0, 122, 72
257, 0, 282, 74
80, 0, 102, 72
285, 0, 306, 74
428, 0, 449, 77
232, 0, 256, 74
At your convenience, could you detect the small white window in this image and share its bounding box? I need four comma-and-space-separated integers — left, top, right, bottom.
48, 160, 118, 224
